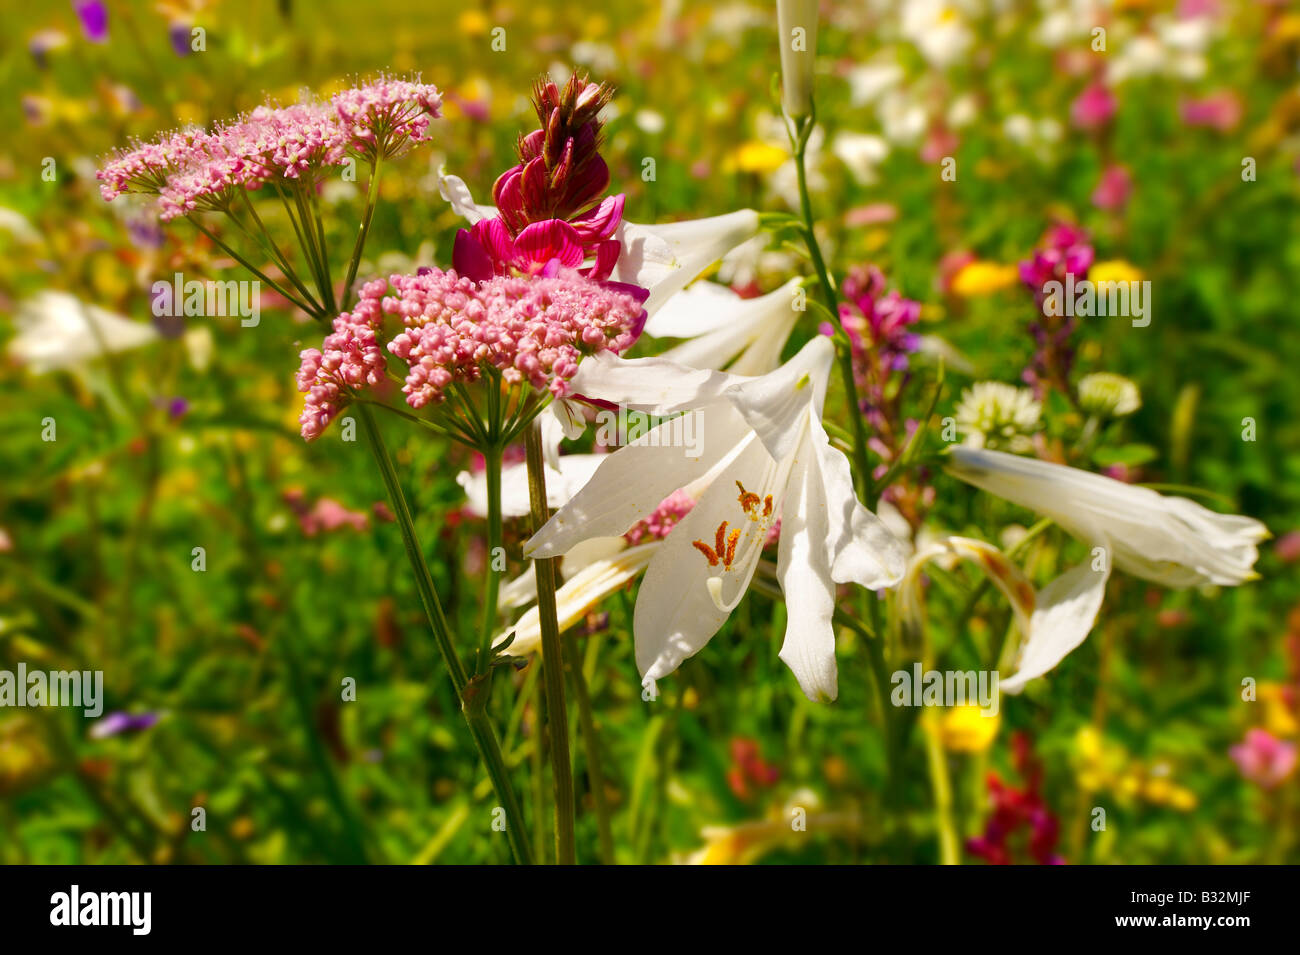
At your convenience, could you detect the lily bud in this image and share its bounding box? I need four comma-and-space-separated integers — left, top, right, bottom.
776, 0, 819, 119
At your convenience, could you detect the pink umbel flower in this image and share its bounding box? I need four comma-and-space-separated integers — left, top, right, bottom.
1229, 728, 1297, 789
455, 74, 625, 279
296, 267, 648, 440
1070, 82, 1117, 131
97, 128, 212, 201
97, 77, 441, 219
295, 282, 391, 440
385, 268, 646, 406
332, 77, 443, 160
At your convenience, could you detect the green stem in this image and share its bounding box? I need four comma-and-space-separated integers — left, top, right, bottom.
524, 419, 576, 865
476, 443, 504, 676
291, 181, 333, 313
187, 217, 318, 317
356, 403, 533, 865
923, 710, 961, 865
232, 193, 322, 313
792, 120, 875, 505
343, 155, 383, 306
568, 632, 615, 864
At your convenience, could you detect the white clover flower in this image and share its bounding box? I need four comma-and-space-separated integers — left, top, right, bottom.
954, 382, 1042, 453
1078, 372, 1141, 419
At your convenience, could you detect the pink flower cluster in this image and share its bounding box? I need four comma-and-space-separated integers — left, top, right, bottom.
1019, 223, 1093, 395
295, 292, 391, 440
385, 268, 646, 408
837, 265, 921, 435
97, 128, 210, 201
623, 489, 696, 545
332, 78, 444, 160
296, 267, 647, 440
97, 78, 441, 220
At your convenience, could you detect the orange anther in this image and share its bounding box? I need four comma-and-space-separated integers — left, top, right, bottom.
736, 481, 761, 514
692, 540, 719, 566
725, 527, 740, 566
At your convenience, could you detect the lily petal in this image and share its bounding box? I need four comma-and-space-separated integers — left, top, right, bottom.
725, 335, 833, 461
499, 542, 660, 655
458, 453, 605, 518
775, 430, 840, 701
438, 170, 495, 224
1002, 559, 1109, 693
525, 405, 750, 557
808, 417, 907, 589
635, 428, 787, 685
653, 278, 804, 376
568, 351, 737, 415
946, 446, 1266, 587
612, 210, 762, 316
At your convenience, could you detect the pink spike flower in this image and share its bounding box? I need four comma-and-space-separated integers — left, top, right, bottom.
454, 74, 625, 280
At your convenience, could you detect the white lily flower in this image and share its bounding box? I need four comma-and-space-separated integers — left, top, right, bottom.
776, 0, 820, 119
611, 210, 763, 316
525, 336, 906, 701
643, 278, 804, 376
898, 535, 1098, 694
497, 459, 716, 655
944, 446, 1268, 690
499, 538, 659, 655
436, 170, 760, 317
8, 291, 159, 373
457, 452, 606, 519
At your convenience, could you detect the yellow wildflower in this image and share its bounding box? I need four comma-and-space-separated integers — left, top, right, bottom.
950, 261, 1018, 297
1090, 260, 1143, 287
458, 10, 490, 36
726, 141, 789, 175
1259, 682, 1299, 737
939, 704, 1000, 753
